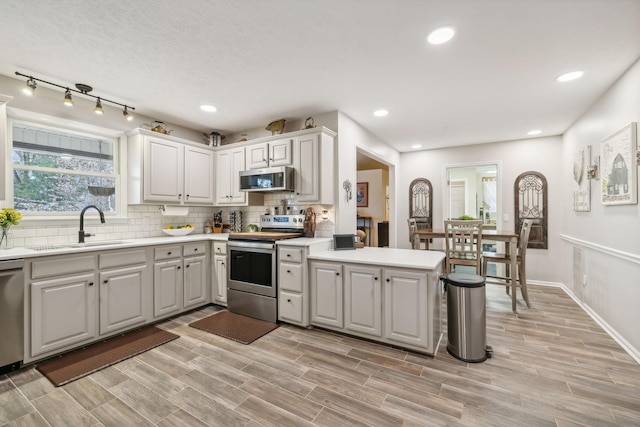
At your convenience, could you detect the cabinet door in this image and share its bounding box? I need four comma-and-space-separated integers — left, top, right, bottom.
184, 145, 214, 203
184, 255, 207, 308
383, 269, 429, 348
310, 262, 343, 328
344, 265, 382, 337
100, 264, 148, 335
144, 137, 184, 202
279, 291, 303, 324
154, 259, 182, 317
294, 134, 319, 202
31, 272, 98, 357
269, 138, 293, 166
216, 147, 246, 205
246, 143, 269, 169
213, 254, 227, 305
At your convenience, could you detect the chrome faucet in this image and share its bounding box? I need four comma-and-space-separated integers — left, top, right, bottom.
79, 205, 105, 243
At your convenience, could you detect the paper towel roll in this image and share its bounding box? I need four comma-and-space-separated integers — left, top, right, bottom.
160, 205, 189, 216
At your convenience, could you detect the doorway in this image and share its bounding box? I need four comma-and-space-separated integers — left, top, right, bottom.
356, 151, 390, 247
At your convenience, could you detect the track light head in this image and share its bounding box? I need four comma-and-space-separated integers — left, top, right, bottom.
63, 89, 74, 106
22, 78, 37, 96
123, 106, 133, 121
94, 98, 104, 115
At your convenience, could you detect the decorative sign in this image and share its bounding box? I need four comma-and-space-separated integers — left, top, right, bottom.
572, 146, 590, 211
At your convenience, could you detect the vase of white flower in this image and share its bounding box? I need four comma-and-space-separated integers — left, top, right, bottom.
0, 208, 22, 250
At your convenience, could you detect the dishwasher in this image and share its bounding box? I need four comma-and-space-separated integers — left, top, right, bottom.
0, 258, 24, 374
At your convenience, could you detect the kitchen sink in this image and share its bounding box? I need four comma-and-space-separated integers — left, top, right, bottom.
65, 240, 129, 248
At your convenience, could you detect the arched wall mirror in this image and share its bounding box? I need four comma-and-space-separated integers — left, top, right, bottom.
443, 163, 500, 228
514, 171, 548, 249
409, 178, 432, 229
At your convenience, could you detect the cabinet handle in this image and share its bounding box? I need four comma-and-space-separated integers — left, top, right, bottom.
178, 193, 182, 199
186, 194, 190, 199
386, 278, 390, 282
374, 277, 378, 281
103, 280, 108, 284
287, 254, 291, 257
221, 262, 225, 266
194, 248, 198, 251
287, 270, 291, 273
88, 282, 94, 286
168, 252, 172, 255
178, 266, 181, 270
287, 299, 291, 302
186, 264, 190, 268
336, 272, 340, 276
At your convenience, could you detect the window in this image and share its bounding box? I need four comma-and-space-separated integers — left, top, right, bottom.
10, 122, 120, 215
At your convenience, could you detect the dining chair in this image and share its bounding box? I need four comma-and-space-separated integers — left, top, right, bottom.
443, 220, 484, 274
482, 219, 533, 308
407, 218, 420, 249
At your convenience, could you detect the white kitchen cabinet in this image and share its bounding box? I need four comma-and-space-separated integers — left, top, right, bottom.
213, 242, 227, 306
245, 138, 293, 169
310, 261, 343, 328
344, 265, 382, 337
308, 250, 443, 355
293, 130, 335, 204
153, 245, 183, 318
183, 243, 208, 309
215, 146, 247, 205
127, 128, 214, 205
98, 249, 151, 335
30, 271, 98, 358
278, 246, 305, 325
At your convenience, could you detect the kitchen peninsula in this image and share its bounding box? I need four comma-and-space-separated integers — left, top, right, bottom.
307, 247, 445, 355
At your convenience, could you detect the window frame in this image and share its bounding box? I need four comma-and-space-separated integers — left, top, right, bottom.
5, 111, 127, 221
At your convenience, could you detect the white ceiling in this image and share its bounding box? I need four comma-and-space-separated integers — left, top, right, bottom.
1, 0, 639, 152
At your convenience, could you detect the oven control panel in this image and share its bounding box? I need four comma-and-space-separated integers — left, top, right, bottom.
260, 214, 305, 229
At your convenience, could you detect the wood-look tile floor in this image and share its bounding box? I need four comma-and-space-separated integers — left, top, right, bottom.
2, 284, 640, 426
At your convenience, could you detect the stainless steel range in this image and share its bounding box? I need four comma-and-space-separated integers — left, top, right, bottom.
227, 214, 304, 323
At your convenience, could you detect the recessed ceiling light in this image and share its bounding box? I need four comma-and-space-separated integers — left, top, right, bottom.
411, 144, 422, 149
200, 104, 217, 112
527, 130, 542, 135
373, 109, 389, 117
427, 26, 455, 45
555, 71, 584, 82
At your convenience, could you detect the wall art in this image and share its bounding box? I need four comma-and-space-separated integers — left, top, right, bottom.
600, 122, 637, 206
573, 145, 590, 211
356, 182, 368, 207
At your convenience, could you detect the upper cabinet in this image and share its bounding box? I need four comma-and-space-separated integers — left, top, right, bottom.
245, 138, 293, 169
127, 129, 214, 205
215, 146, 263, 206
293, 129, 335, 204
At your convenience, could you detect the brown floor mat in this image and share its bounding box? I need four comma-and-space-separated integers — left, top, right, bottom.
37, 326, 179, 387
189, 310, 279, 344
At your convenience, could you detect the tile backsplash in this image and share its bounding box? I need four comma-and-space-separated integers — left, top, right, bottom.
11, 200, 334, 248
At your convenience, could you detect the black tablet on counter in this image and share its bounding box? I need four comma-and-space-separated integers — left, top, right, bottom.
333, 234, 356, 250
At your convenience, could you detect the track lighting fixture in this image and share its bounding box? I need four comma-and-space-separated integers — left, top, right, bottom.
15, 71, 135, 120
63, 88, 74, 106
94, 98, 104, 115
123, 106, 133, 121
22, 77, 37, 96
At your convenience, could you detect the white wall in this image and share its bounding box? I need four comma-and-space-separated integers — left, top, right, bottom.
398, 135, 564, 284
561, 58, 640, 359
356, 169, 388, 246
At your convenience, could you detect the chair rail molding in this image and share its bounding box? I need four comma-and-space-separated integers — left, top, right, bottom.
560, 234, 640, 265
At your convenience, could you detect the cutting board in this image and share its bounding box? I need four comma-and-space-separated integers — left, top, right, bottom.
229, 232, 302, 240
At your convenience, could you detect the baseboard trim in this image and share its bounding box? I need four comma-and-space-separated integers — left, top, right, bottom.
528, 279, 640, 365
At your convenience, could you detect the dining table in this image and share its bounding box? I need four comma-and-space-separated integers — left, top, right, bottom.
415, 228, 521, 312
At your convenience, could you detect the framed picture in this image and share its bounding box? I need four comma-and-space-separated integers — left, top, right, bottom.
572, 145, 590, 211
600, 122, 637, 206
356, 182, 368, 207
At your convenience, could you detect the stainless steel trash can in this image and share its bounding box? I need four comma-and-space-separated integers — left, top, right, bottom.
443, 273, 491, 363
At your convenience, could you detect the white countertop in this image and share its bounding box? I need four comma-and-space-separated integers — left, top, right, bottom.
0, 233, 230, 260
308, 247, 445, 270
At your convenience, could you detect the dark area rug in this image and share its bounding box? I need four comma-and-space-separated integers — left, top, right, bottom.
37, 326, 178, 387
189, 310, 279, 344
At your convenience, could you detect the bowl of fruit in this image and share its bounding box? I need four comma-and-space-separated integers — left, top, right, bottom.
163, 224, 195, 236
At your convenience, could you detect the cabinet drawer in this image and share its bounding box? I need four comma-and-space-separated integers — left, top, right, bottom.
154, 246, 181, 260
279, 291, 303, 323
184, 242, 206, 257
31, 255, 97, 279
99, 249, 147, 269
280, 247, 302, 263
213, 242, 227, 255
279, 263, 303, 292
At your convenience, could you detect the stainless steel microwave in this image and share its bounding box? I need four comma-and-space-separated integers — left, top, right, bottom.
239, 166, 295, 192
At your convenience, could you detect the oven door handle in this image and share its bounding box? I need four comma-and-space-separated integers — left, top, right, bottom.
228, 241, 276, 250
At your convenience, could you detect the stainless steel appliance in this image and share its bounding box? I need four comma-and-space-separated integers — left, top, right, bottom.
227, 214, 304, 322
0, 258, 24, 374
239, 166, 295, 192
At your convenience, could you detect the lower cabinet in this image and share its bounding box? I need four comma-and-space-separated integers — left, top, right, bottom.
99, 263, 148, 335
183, 253, 207, 308
310, 260, 441, 354
212, 242, 227, 306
